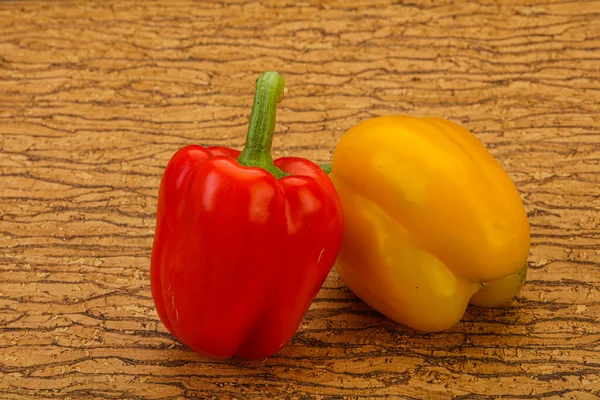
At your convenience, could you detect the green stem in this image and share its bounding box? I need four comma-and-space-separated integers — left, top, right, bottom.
319, 163, 332, 174
237, 71, 287, 179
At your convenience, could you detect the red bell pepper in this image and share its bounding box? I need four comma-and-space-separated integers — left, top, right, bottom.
150, 71, 344, 359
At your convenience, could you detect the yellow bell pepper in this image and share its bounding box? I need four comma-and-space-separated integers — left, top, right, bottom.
329, 116, 530, 332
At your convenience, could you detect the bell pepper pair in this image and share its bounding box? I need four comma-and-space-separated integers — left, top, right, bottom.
150, 71, 530, 359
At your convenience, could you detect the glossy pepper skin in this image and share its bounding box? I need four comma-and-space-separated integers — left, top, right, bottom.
329, 116, 530, 332
150, 72, 343, 359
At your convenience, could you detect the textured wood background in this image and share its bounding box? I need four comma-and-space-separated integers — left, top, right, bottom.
1, 0, 599, 399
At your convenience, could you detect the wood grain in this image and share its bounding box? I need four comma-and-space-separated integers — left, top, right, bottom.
1, 0, 599, 398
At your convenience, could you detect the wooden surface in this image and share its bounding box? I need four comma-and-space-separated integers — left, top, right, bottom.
1, 0, 599, 399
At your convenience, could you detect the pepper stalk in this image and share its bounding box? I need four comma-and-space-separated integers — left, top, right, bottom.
238, 71, 288, 179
